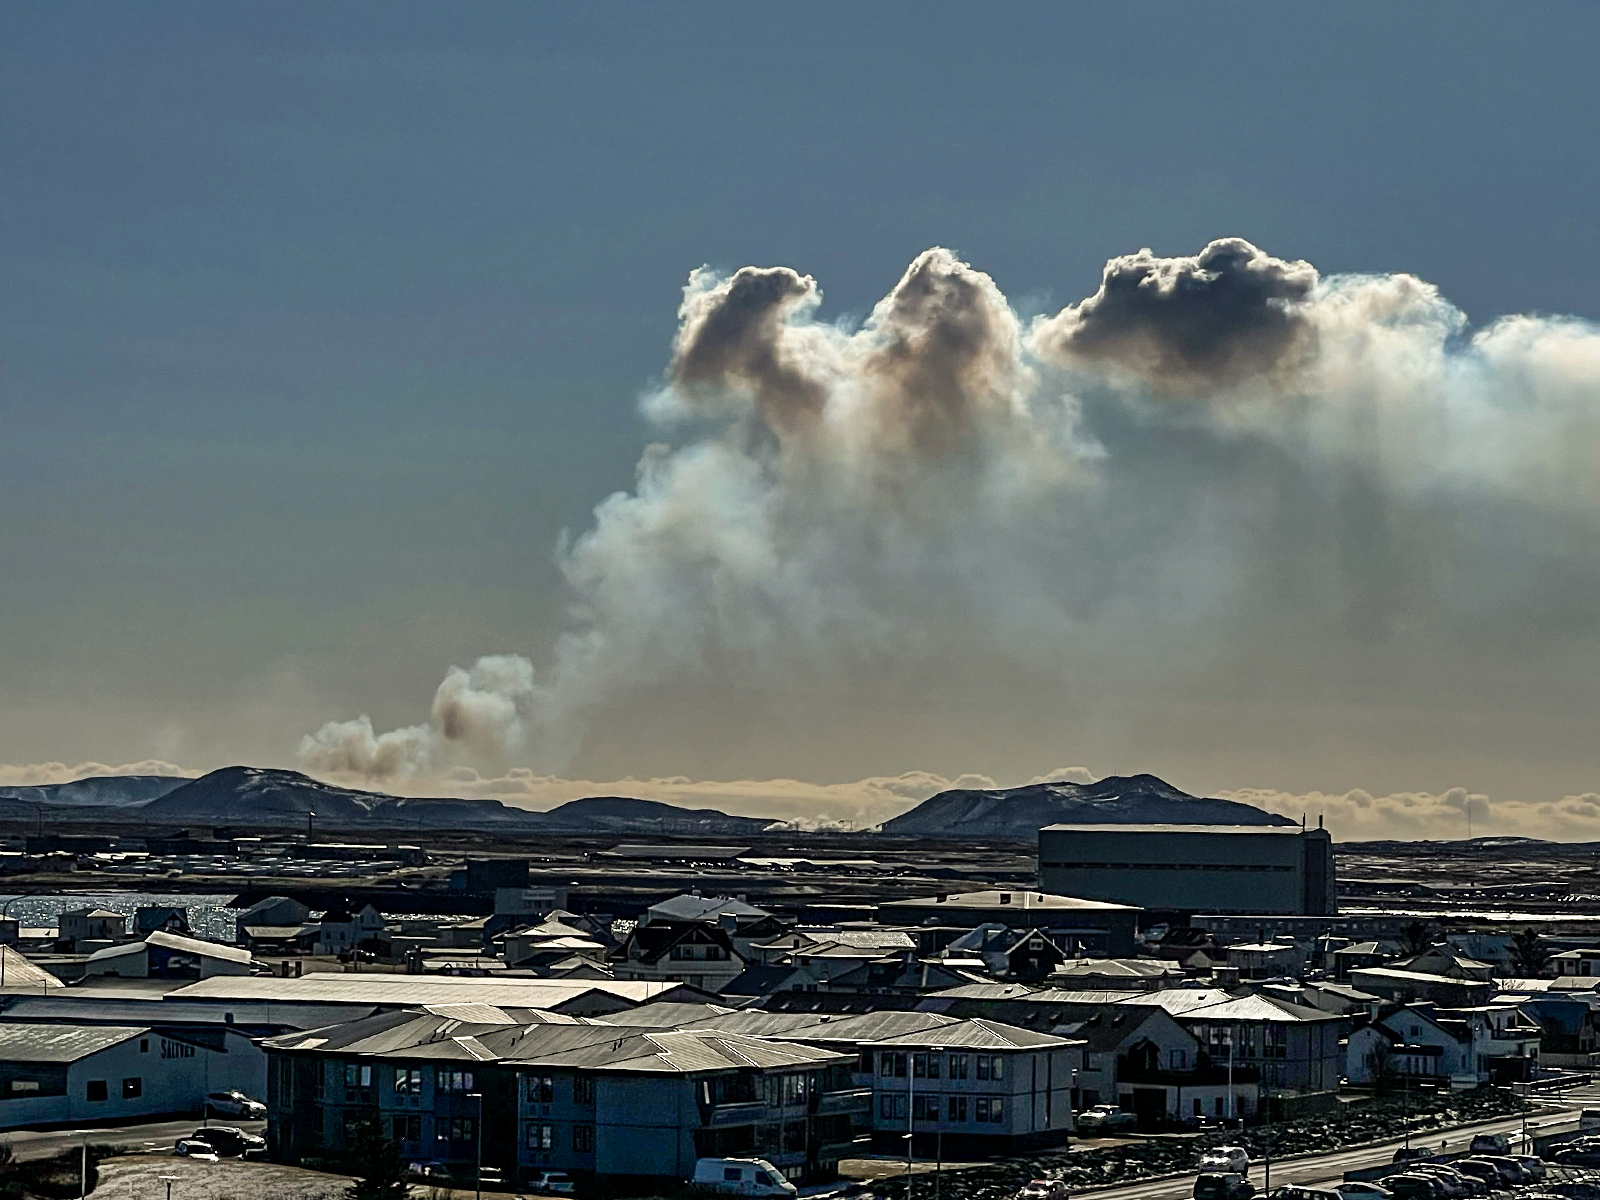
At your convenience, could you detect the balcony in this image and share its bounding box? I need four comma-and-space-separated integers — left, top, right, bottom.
705, 1100, 768, 1127
816, 1088, 872, 1117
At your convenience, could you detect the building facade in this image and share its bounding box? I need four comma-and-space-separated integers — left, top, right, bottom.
1038, 825, 1337, 916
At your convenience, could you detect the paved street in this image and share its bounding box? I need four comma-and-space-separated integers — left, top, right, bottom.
3, 1117, 267, 1163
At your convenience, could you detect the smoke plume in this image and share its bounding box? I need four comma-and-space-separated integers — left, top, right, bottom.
301, 238, 1600, 792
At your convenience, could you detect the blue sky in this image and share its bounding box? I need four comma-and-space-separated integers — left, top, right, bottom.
5, 3, 1600, 831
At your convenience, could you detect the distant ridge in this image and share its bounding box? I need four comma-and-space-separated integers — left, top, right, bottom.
1, 765, 776, 836
880, 772, 1297, 839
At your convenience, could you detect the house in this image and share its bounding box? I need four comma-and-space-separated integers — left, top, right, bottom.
937, 926, 1065, 982
502, 918, 609, 970
861, 1018, 1081, 1153
262, 1007, 863, 1190
315, 905, 387, 956
717, 964, 821, 1000
133, 907, 189, 937
1344, 1001, 1541, 1086
83, 931, 253, 980
875, 892, 1140, 958
1347, 966, 1493, 1008
1331, 941, 1397, 981
819, 955, 973, 998
1127, 990, 1346, 1105
57, 908, 127, 950
1069, 1007, 1256, 1125
1518, 995, 1600, 1068
751, 928, 917, 966
234, 896, 311, 944
612, 921, 748, 993
1391, 946, 1495, 982
0, 1023, 260, 1130
1225, 942, 1301, 980
1552, 950, 1600, 978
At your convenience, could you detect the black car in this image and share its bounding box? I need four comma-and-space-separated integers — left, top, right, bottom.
191, 1126, 267, 1158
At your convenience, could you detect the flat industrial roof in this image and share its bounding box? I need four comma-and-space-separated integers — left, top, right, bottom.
1041, 824, 1307, 834
878, 890, 1138, 912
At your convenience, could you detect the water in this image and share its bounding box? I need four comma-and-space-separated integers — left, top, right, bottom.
0, 893, 239, 942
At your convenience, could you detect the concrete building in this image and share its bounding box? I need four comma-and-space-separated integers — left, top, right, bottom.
863, 1019, 1080, 1154
876, 891, 1140, 957
263, 1008, 864, 1190
0, 1023, 261, 1129
1038, 825, 1336, 916
57, 907, 127, 950
83, 931, 252, 980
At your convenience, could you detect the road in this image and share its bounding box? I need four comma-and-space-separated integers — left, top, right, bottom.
3, 1117, 267, 1162
1080, 1105, 1582, 1200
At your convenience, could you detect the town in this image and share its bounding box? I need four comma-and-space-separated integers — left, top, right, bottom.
1, 811, 1599, 1200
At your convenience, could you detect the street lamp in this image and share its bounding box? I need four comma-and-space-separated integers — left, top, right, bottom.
158, 1173, 179, 1200
467, 1091, 484, 1200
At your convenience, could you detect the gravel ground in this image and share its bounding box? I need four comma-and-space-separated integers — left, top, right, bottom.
92, 1153, 353, 1200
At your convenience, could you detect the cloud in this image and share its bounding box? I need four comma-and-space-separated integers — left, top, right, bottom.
1031, 238, 1319, 391
301, 238, 1600, 797
1222, 785, 1600, 843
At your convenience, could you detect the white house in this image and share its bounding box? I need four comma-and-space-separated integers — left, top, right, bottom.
0, 1023, 264, 1129
1345, 1002, 1541, 1086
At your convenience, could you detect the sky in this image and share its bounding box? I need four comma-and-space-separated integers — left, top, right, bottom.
5, 3, 1600, 839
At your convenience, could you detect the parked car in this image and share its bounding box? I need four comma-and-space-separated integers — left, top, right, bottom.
1448, 1161, 1506, 1192
1511, 1156, 1547, 1181
1016, 1180, 1071, 1200
1385, 1174, 1447, 1200
1395, 1148, 1435, 1165
1551, 1146, 1600, 1167
1200, 1148, 1252, 1175
1461, 1157, 1519, 1187
1470, 1135, 1511, 1156
529, 1170, 578, 1196
1406, 1168, 1466, 1200
1420, 1167, 1485, 1197
1077, 1104, 1139, 1131
693, 1158, 798, 1198
1265, 1187, 1339, 1200
189, 1127, 266, 1159
406, 1161, 453, 1184
172, 1139, 219, 1162
1194, 1173, 1255, 1200
1335, 1185, 1392, 1199
1481, 1156, 1534, 1184
204, 1090, 266, 1119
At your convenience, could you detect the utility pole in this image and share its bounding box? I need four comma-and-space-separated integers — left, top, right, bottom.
468, 1091, 484, 1200
906, 1052, 915, 1200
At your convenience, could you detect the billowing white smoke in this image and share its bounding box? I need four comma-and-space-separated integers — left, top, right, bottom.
300, 239, 1600, 784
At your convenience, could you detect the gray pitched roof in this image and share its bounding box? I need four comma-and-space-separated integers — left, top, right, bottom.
0, 1023, 146, 1062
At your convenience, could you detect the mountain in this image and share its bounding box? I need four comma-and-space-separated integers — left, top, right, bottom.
541, 796, 774, 836
880, 773, 1298, 839
0, 775, 190, 808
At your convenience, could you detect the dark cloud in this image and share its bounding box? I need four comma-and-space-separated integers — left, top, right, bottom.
669, 265, 827, 433
1033, 237, 1319, 391
862, 248, 1023, 455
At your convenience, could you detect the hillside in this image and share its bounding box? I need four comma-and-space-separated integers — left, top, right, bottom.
542, 795, 774, 836
0, 775, 190, 808
880, 773, 1297, 839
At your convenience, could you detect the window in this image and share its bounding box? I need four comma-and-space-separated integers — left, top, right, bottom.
139, 1039, 149, 1054
725, 1169, 743, 1182
947, 1095, 967, 1122
782, 1074, 809, 1106
438, 1117, 476, 1143
975, 1096, 1004, 1124
344, 1062, 373, 1101
392, 1115, 422, 1143
912, 1094, 940, 1121
436, 1069, 475, 1094
574, 1075, 595, 1104
670, 944, 695, 960
526, 1123, 554, 1151
913, 1053, 940, 1079
947, 1054, 968, 1080
527, 1076, 554, 1104
1169, 1049, 1187, 1070
394, 1067, 423, 1096
573, 1123, 594, 1152
879, 1093, 907, 1119
975, 1055, 1004, 1081
122, 1077, 142, 1099
879, 1052, 906, 1078
9, 1081, 38, 1094
86, 1080, 107, 1103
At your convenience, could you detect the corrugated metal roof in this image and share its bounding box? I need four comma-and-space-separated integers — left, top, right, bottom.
0, 947, 65, 990
879, 890, 1137, 912
865, 1017, 1074, 1050
168, 975, 677, 1007
0, 1023, 145, 1062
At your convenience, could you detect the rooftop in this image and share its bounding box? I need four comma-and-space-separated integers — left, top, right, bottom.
0, 1023, 146, 1063
878, 890, 1139, 913
167, 974, 688, 1008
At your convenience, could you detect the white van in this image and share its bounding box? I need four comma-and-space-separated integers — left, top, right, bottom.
1199, 1148, 1251, 1176
693, 1158, 799, 1197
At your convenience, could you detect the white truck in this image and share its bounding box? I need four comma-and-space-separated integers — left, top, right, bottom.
693, 1158, 799, 1197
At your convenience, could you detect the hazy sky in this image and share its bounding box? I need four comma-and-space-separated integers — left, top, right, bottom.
6, 4, 1600, 837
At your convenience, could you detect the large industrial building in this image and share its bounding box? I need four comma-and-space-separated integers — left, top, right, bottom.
1037, 824, 1336, 916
